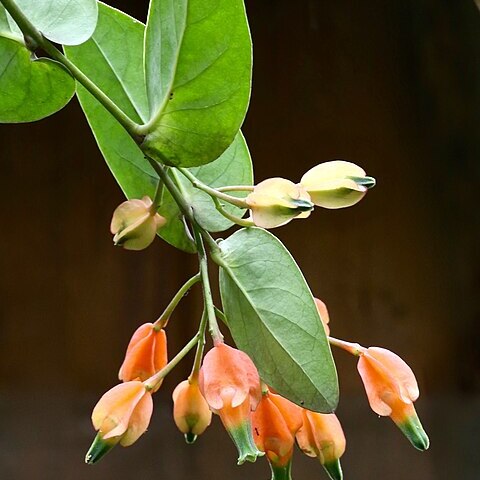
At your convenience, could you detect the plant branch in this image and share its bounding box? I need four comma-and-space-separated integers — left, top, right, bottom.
212, 196, 255, 227
193, 225, 223, 345
153, 273, 201, 329
189, 309, 208, 382
178, 168, 249, 209
144, 334, 200, 391
0, 0, 143, 142
216, 185, 254, 193
328, 336, 366, 356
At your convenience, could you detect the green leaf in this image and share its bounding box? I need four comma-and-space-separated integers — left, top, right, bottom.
142, 0, 252, 168
66, 4, 253, 252
218, 228, 339, 413
7, 0, 98, 46
65, 3, 195, 253
0, 36, 74, 123
175, 132, 253, 232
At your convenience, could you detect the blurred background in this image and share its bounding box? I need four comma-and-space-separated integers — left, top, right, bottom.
1, 0, 479, 478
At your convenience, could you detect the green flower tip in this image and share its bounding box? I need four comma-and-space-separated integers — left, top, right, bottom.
271, 461, 293, 480
398, 414, 430, 451
184, 432, 197, 444
291, 198, 314, 212
323, 459, 343, 480
348, 175, 376, 189
228, 422, 265, 465
85, 433, 117, 465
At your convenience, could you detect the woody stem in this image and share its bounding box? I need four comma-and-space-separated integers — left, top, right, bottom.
328, 336, 366, 356
144, 334, 199, 391
154, 272, 201, 329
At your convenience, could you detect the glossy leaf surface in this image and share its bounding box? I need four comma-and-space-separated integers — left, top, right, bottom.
66, 4, 252, 251
7, 0, 98, 45
142, 0, 252, 167
218, 228, 339, 413
0, 36, 74, 123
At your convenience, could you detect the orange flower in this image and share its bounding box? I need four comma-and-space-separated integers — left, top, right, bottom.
357, 347, 429, 450
85, 381, 153, 464
314, 297, 330, 335
172, 379, 212, 443
199, 343, 264, 464
252, 390, 302, 479
118, 323, 167, 390
296, 410, 346, 480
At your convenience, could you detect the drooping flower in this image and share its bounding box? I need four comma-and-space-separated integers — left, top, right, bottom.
300, 160, 375, 209
314, 297, 330, 335
252, 389, 303, 479
172, 379, 212, 444
199, 343, 264, 464
357, 347, 429, 450
296, 410, 346, 480
246, 178, 314, 228
85, 381, 153, 464
118, 323, 167, 391
110, 196, 166, 250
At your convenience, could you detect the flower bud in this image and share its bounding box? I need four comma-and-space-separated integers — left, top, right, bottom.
252, 390, 303, 479
199, 343, 264, 464
357, 347, 429, 450
300, 160, 375, 209
85, 381, 153, 464
314, 298, 330, 335
110, 196, 166, 250
172, 379, 212, 444
118, 323, 168, 391
296, 410, 346, 480
246, 178, 314, 228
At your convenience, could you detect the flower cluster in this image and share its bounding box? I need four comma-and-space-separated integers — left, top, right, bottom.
85, 294, 428, 479
245, 160, 375, 228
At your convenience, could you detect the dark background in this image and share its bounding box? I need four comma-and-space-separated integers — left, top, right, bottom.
1, 0, 479, 478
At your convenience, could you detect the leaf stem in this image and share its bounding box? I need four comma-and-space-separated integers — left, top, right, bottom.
328, 336, 366, 356
178, 168, 249, 209
212, 196, 255, 228
144, 333, 199, 391
0, 0, 143, 142
216, 185, 254, 193
151, 179, 164, 212
193, 225, 223, 345
145, 157, 220, 254
153, 273, 201, 329
189, 309, 208, 383
213, 306, 227, 325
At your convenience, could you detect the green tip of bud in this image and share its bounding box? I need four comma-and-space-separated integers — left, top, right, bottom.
184, 432, 197, 444
85, 433, 117, 465
348, 175, 376, 189
227, 422, 265, 465
323, 459, 343, 480
397, 414, 430, 451
270, 461, 293, 480
291, 198, 315, 212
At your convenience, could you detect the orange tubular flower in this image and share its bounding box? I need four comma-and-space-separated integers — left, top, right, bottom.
172, 379, 212, 444
118, 323, 168, 390
85, 381, 153, 464
199, 343, 264, 464
357, 347, 429, 450
252, 390, 303, 480
296, 410, 346, 480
